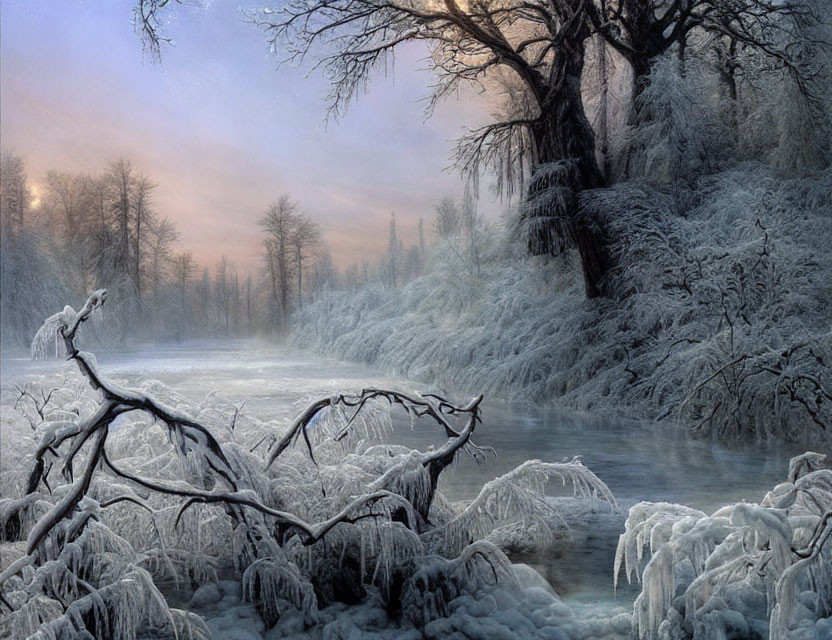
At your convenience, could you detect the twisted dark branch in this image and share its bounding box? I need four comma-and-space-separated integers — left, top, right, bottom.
8, 290, 494, 617
266, 387, 490, 469
103, 449, 391, 546
26, 427, 108, 555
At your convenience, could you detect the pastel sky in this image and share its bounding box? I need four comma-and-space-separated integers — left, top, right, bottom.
0, 0, 501, 275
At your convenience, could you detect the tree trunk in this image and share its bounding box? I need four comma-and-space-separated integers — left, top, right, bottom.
595, 35, 611, 182
119, 194, 130, 281
135, 221, 142, 302
279, 251, 288, 330
246, 277, 252, 332
296, 244, 303, 311
523, 46, 614, 299
620, 0, 669, 108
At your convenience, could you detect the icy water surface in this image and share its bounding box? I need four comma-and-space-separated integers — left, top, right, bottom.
0, 339, 803, 607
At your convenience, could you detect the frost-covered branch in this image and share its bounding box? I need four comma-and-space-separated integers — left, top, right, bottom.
267, 387, 491, 470
102, 449, 391, 546
1, 290, 625, 637
617, 451, 832, 639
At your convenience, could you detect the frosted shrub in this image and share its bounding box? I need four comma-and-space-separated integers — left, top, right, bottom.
596, 168, 832, 442
616, 451, 832, 640
293, 165, 832, 445
0, 291, 616, 638
624, 54, 713, 188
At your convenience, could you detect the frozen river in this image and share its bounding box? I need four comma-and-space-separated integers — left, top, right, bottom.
0, 339, 803, 608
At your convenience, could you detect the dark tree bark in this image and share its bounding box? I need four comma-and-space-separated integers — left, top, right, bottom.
523, 28, 613, 298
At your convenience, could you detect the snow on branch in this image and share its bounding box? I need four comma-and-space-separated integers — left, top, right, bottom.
1, 290, 619, 638
616, 452, 832, 639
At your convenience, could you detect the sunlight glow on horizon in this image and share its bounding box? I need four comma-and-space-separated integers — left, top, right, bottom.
0, 0, 500, 277
29, 183, 41, 209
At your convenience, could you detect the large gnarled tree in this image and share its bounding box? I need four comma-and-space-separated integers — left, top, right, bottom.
265, 0, 614, 296
136, 0, 618, 297
132, 0, 828, 298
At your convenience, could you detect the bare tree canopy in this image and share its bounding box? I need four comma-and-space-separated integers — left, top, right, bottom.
594, 0, 829, 89
259, 194, 322, 329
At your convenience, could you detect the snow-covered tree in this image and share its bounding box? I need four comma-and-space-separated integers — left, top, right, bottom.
616, 452, 832, 639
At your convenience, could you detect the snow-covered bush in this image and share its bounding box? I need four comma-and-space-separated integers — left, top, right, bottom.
623, 54, 716, 189
0, 291, 618, 639
615, 451, 832, 640
292, 164, 832, 445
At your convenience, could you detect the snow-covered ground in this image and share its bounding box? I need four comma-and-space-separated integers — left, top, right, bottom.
1, 339, 811, 640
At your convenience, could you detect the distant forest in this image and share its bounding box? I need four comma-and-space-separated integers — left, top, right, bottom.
0, 153, 433, 348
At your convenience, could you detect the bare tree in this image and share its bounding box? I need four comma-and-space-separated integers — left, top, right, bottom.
433, 197, 459, 239
264, 237, 281, 331
215, 255, 233, 335
172, 250, 196, 324
44, 172, 82, 236
260, 195, 297, 332
106, 158, 134, 288
231, 271, 241, 333
387, 212, 400, 288
198, 266, 211, 330
435, 192, 484, 281
83, 173, 116, 288
245, 274, 253, 332
131, 175, 157, 302
290, 213, 322, 310
147, 216, 180, 306
309, 247, 338, 296
43, 172, 91, 293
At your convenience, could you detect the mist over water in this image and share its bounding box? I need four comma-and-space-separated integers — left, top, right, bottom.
2, 340, 797, 509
